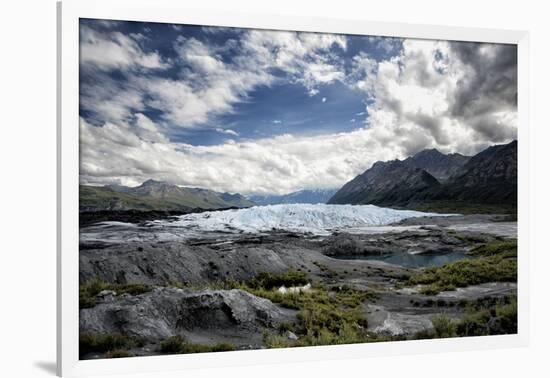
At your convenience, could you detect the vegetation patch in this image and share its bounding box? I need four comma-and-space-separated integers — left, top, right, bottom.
104, 349, 135, 358
413, 297, 517, 339
431, 314, 458, 338
467, 239, 517, 257
79, 333, 141, 358
408, 240, 517, 295
79, 278, 151, 309
259, 284, 373, 348
173, 270, 374, 348
160, 335, 235, 354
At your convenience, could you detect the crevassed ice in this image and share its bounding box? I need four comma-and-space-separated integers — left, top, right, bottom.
162, 204, 445, 234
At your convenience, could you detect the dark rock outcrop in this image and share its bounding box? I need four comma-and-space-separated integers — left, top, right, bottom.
80, 288, 295, 342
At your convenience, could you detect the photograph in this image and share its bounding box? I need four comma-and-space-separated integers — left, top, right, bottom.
77, 18, 518, 360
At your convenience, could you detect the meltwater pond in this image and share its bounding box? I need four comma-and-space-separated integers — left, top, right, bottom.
332, 251, 467, 268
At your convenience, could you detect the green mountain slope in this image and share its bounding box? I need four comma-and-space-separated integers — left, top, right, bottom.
80, 180, 255, 212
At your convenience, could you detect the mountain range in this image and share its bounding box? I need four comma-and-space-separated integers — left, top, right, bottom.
80, 179, 255, 212
248, 189, 338, 206
328, 140, 517, 211
80, 141, 517, 214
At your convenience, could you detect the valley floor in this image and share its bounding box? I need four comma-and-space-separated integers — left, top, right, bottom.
78, 213, 517, 359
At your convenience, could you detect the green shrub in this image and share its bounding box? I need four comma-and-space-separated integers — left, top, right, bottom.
431, 314, 457, 338
496, 297, 517, 334
456, 309, 491, 336
264, 334, 295, 348
277, 322, 295, 333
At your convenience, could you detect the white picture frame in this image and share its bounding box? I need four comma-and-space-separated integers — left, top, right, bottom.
57, 0, 530, 376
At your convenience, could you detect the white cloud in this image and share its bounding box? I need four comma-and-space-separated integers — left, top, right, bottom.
80, 27, 346, 131
79, 26, 517, 193
80, 117, 397, 193
353, 39, 517, 156
216, 128, 239, 137
80, 26, 169, 71
272, 120, 282, 124
241, 30, 347, 95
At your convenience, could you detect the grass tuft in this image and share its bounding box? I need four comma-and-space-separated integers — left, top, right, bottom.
160, 335, 235, 354
79, 278, 151, 309
104, 349, 135, 358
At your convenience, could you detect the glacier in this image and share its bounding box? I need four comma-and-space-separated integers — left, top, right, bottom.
161, 203, 450, 235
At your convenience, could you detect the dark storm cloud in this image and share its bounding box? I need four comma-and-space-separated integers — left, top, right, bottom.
450, 42, 517, 141
405, 112, 449, 146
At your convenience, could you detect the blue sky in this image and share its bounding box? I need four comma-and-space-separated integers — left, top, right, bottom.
80, 19, 401, 146
79, 19, 517, 194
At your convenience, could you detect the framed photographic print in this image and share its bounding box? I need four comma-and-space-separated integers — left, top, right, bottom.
57, 0, 529, 376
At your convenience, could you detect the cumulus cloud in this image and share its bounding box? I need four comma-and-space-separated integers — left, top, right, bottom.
241, 30, 347, 96
79, 23, 517, 194
354, 39, 517, 156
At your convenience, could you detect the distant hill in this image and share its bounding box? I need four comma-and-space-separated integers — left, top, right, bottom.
403, 149, 470, 182
328, 160, 440, 207
249, 189, 338, 205
328, 141, 517, 212
80, 179, 255, 212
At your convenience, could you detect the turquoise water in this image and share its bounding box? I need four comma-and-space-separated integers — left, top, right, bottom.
333, 251, 467, 268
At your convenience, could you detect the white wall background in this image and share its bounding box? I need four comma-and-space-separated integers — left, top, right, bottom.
0, 0, 548, 377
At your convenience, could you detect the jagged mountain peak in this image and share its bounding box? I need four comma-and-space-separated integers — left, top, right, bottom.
404, 148, 470, 182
